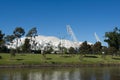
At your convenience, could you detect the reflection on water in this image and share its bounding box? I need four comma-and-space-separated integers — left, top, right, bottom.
0, 67, 120, 80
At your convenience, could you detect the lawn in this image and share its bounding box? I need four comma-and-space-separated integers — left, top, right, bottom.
0, 53, 120, 65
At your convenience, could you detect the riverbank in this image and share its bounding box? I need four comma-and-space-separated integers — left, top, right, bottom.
0, 53, 120, 68
0, 63, 120, 68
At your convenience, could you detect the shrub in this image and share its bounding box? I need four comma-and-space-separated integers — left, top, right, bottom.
0, 56, 2, 59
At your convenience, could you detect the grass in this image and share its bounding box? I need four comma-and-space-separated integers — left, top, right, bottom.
0, 53, 120, 65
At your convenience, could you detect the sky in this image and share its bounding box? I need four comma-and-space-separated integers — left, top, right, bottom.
0, 0, 120, 46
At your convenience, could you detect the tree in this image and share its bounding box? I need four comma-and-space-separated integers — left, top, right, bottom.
26, 27, 37, 37
26, 27, 38, 51
0, 30, 5, 46
22, 38, 31, 53
79, 41, 92, 55
44, 46, 53, 54
58, 42, 67, 54
43, 43, 53, 54
107, 47, 117, 55
0, 30, 6, 53
92, 42, 102, 54
62, 47, 68, 54
4, 35, 15, 43
13, 27, 25, 53
4, 35, 16, 55
13, 27, 25, 38
104, 27, 120, 50
69, 47, 76, 54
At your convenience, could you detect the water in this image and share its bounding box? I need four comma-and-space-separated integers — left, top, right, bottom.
0, 67, 120, 80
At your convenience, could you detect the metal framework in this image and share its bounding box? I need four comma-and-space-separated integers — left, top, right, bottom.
66, 25, 78, 42
94, 32, 101, 42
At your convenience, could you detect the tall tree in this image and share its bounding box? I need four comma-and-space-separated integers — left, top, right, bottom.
4, 35, 15, 52
26, 27, 37, 37
0, 30, 5, 46
104, 27, 120, 50
0, 30, 6, 52
13, 27, 25, 38
26, 27, 37, 51
13, 27, 25, 53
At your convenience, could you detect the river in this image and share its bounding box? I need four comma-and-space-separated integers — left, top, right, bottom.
0, 67, 120, 80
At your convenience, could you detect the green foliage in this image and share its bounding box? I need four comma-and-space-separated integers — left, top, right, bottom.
0, 30, 5, 45
26, 27, 37, 37
13, 27, 25, 38
79, 41, 92, 54
92, 42, 102, 54
0, 46, 8, 53
1, 26, 120, 57
62, 47, 68, 54
61, 47, 68, 54
13, 27, 25, 53
57, 43, 68, 54
4, 35, 15, 43
0, 30, 7, 53
43, 43, 54, 54
22, 38, 31, 53
0, 30, 5, 40
107, 47, 117, 55
0, 56, 2, 59
104, 27, 120, 50
26, 27, 38, 52
69, 47, 76, 54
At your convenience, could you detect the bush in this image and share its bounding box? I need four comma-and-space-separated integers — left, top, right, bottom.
0, 56, 2, 59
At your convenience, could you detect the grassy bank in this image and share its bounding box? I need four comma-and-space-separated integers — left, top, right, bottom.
0, 53, 120, 65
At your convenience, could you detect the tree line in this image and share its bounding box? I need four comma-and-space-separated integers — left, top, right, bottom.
0, 27, 37, 54
0, 27, 120, 56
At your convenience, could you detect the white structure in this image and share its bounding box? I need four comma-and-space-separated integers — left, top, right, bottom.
94, 32, 101, 42
6, 35, 81, 50
6, 25, 93, 52
66, 25, 80, 49
66, 25, 78, 42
